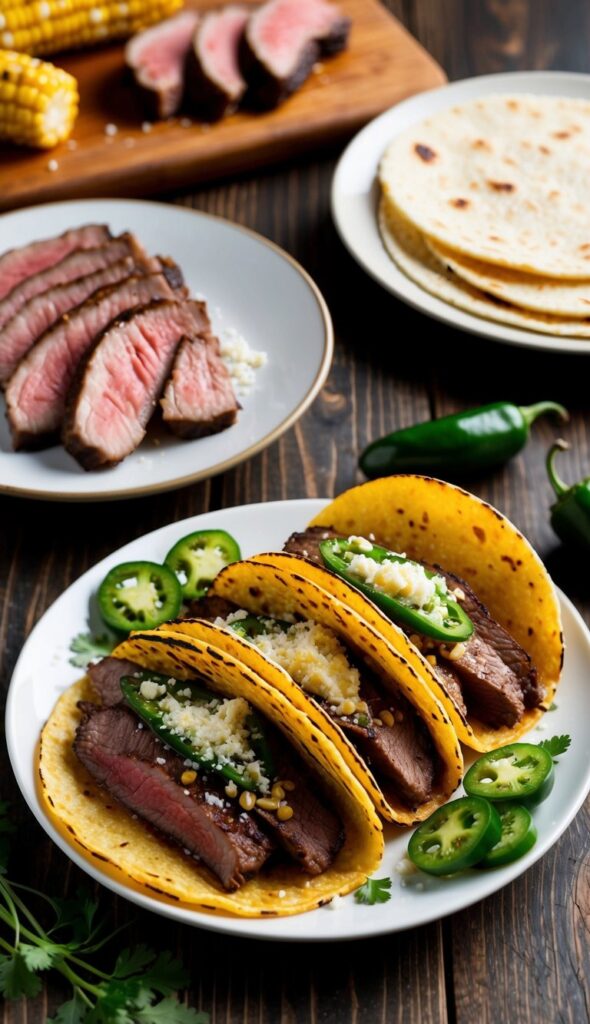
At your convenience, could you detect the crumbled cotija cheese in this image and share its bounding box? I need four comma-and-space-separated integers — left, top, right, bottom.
347, 553, 448, 625
348, 535, 374, 553
251, 621, 362, 712
220, 327, 267, 397
139, 680, 167, 700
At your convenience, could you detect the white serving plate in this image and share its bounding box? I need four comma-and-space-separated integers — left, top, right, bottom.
0, 200, 333, 501
6, 498, 590, 941
332, 70, 590, 355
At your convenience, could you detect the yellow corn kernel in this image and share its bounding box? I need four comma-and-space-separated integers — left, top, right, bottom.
340, 699, 356, 716
279, 780, 296, 792
256, 798, 280, 812
180, 769, 197, 785
239, 790, 256, 812
271, 784, 285, 801
426, 654, 437, 667
225, 781, 238, 799
379, 709, 395, 728
0, 49, 78, 147
277, 805, 294, 822
446, 642, 467, 662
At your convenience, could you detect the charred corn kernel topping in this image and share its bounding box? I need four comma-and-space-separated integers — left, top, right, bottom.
441, 641, 467, 662
180, 769, 197, 785
0, 50, 78, 148
250, 620, 363, 715
239, 790, 256, 811
256, 797, 280, 811
280, 780, 296, 792
225, 781, 238, 799
277, 805, 294, 822
0, 0, 183, 58
378, 709, 395, 727
339, 698, 357, 716
271, 783, 285, 801
426, 654, 437, 667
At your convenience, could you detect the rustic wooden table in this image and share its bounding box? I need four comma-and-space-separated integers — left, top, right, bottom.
2, 1, 589, 1021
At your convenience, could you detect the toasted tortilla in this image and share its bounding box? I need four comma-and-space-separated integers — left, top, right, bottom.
300, 476, 563, 751
206, 560, 463, 824
38, 631, 383, 918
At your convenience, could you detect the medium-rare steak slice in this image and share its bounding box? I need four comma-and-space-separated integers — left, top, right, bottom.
74, 703, 274, 891
63, 300, 210, 470
88, 656, 142, 707
240, 0, 351, 109
6, 270, 182, 451
0, 234, 142, 335
185, 6, 249, 121
0, 224, 111, 301
126, 9, 200, 119
0, 253, 158, 385
160, 325, 240, 439
284, 525, 339, 562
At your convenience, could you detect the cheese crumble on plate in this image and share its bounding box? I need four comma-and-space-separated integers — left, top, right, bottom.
220, 327, 267, 397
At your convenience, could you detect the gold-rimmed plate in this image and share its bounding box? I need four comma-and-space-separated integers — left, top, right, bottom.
0, 199, 333, 501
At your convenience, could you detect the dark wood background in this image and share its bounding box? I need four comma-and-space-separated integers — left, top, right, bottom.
2, 1, 590, 1020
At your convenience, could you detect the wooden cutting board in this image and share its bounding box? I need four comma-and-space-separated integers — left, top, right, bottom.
0, 0, 445, 212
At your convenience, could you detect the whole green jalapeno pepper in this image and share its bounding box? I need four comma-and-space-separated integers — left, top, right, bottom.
547, 439, 590, 554
360, 400, 569, 479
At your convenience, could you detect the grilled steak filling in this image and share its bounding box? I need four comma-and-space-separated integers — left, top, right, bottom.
0, 224, 112, 302
239, 0, 351, 109
125, 9, 201, 119
88, 656, 142, 707
283, 527, 543, 728
74, 702, 274, 891
185, 6, 249, 121
160, 320, 240, 439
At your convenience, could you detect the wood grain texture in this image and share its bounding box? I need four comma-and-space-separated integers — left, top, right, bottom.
1, 2, 590, 1022
0, 0, 445, 212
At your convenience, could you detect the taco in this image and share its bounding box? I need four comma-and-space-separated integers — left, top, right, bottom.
172, 561, 464, 826
38, 629, 383, 918
267, 475, 563, 752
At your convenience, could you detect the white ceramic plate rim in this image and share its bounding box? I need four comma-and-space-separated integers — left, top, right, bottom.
0, 199, 333, 502
332, 70, 590, 355
6, 498, 590, 942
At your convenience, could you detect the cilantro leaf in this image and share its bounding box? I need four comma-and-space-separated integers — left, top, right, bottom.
548, 702, 558, 711
19, 942, 62, 971
354, 876, 392, 906
69, 633, 115, 669
143, 950, 190, 995
113, 944, 156, 979
539, 734, 571, 758
51, 889, 99, 944
136, 998, 208, 1023
50, 992, 86, 1024
0, 952, 43, 999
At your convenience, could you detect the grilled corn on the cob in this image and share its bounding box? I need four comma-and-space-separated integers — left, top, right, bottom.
0, 0, 183, 58
0, 49, 78, 147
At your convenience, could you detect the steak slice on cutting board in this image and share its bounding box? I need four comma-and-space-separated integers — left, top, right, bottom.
62, 299, 213, 470
6, 268, 183, 451
126, 9, 201, 119
185, 6, 249, 121
239, 0, 351, 109
0, 224, 112, 302
74, 702, 274, 891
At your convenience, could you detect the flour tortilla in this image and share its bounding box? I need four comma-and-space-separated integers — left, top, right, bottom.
379, 94, 590, 279
426, 236, 590, 318
378, 198, 590, 338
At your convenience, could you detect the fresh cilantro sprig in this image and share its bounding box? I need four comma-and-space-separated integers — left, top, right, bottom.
354, 876, 392, 906
69, 633, 116, 669
0, 805, 207, 1023
539, 734, 571, 761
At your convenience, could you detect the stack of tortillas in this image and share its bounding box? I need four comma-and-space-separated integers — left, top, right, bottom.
378, 94, 590, 337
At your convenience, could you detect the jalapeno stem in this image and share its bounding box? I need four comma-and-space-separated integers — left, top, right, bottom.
546, 438, 571, 497
519, 401, 569, 430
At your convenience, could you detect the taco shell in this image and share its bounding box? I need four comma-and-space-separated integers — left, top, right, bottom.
38, 630, 383, 917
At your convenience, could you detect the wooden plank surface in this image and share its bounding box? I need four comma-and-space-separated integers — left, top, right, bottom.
0, 0, 445, 211
1, 2, 590, 1022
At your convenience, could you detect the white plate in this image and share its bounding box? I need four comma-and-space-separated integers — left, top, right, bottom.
6, 499, 590, 941
332, 70, 590, 355
0, 199, 333, 501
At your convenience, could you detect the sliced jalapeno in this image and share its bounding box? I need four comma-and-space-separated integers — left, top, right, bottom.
98, 561, 182, 633
479, 802, 537, 868
164, 529, 241, 600
408, 796, 502, 875
463, 743, 554, 805
319, 537, 474, 642
121, 670, 274, 792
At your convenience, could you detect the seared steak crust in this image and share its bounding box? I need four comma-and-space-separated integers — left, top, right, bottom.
87, 656, 141, 707
160, 328, 240, 439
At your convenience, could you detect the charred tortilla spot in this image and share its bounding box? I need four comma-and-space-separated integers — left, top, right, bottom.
414, 143, 437, 162
473, 526, 486, 543
553, 130, 571, 139
487, 180, 515, 192
450, 197, 470, 208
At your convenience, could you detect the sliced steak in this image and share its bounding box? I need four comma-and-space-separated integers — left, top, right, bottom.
160, 323, 240, 439
0, 253, 157, 386
186, 6, 249, 121
6, 270, 182, 451
446, 636, 525, 728
255, 740, 344, 874
432, 660, 467, 718
74, 703, 274, 890
0, 234, 142, 337
240, 0, 351, 109
183, 595, 239, 621
63, 299, 211, 470
126, 9, 200, 119
87, 656, 141, 707
0, 224, 112, 301
283, 525, 339, 563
